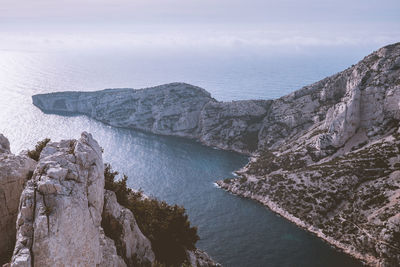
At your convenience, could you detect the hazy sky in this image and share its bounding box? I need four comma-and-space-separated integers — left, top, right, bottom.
0, 0, 399, 51
1, 0, 399, 24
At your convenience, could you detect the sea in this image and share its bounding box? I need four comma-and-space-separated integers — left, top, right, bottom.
0, 44, 374, 266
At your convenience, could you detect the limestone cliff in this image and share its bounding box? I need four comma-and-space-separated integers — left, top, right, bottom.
0, 135, 36, 265
33, 83, 214, 139
31, 42, 400, 265
32, 83, 271, 154
10, 132, 127, 266
216, 43, 400, 266
0, 133, 217, 267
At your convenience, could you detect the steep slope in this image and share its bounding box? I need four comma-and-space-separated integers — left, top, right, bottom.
218, 134, 400, 266
216, 43, 400, 266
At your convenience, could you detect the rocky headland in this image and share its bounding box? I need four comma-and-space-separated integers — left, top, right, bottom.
0, 133, 218, 267
32, 42, 400, 265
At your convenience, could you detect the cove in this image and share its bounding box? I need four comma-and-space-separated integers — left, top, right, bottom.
96, 123, 362, 267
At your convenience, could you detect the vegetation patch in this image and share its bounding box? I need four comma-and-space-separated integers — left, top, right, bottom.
104, 164, 199, 267
27, 138, 51, 161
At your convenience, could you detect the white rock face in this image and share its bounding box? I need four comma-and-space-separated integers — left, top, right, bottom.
0, 135, 36, 265
10, 132, 124, 267
103, 190, 155, 266
3, 132, 218, 267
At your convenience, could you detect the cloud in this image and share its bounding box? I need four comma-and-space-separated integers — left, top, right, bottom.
0, 0, 398, 53
1, 25, 398, 54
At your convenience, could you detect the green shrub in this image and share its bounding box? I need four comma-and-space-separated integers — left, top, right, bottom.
104, 164, 130, 206
223, 178, 231, 184
104, 164, 199, 267
27, 138, 51, 161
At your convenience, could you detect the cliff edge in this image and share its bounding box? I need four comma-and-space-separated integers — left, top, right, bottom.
0, 133, 218, 267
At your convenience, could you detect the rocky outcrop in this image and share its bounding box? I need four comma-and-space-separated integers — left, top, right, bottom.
32, 42, 400, 265
102, 190, 155, 266
10, 132, 118, 266
1, 133, 218, 267
0, 135, 36, 265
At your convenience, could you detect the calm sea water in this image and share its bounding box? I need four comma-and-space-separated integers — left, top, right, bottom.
0, 46, 369, 266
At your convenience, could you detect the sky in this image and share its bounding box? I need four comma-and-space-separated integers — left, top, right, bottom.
0, 0, 399, 52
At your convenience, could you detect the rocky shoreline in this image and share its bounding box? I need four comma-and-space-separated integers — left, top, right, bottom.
32, 42, 400, 266
217, 173, 379, 266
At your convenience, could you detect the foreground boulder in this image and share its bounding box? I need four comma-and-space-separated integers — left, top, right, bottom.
1, 133, 217, 267
10, 132, 117, 266
0, 135, 36, 265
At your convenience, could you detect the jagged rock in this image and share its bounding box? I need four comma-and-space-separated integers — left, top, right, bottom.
10, 132, 123, 266
0, 134, 10, 154
0, 135, 36, 265
5, 132, 219, 267
102, 190, 155, 266
186, 249, 220, 267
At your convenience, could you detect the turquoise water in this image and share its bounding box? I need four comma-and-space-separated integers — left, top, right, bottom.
0, 47, 369, 266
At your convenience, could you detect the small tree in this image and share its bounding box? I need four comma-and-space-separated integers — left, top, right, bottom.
28, 138, 51, 161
